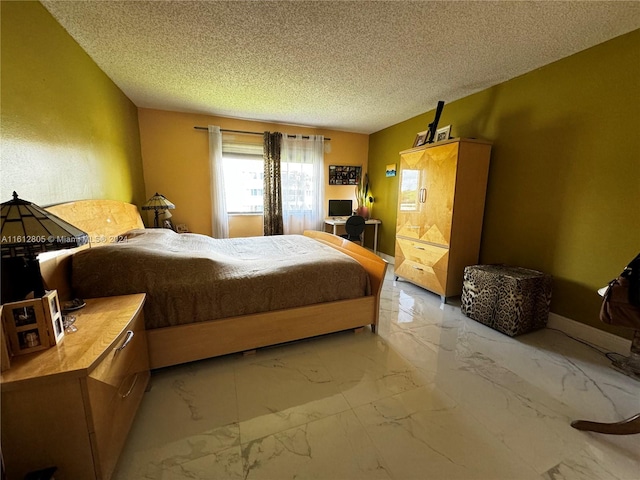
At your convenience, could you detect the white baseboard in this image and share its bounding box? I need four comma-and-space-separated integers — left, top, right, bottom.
377, 253, 628, 354
547, 312, 631, 355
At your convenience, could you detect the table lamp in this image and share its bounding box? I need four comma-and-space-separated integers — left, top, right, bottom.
1, 192, 89, 302
142, 193, 175, 227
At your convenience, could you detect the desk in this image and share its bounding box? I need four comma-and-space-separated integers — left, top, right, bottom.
324, 218, 382, 254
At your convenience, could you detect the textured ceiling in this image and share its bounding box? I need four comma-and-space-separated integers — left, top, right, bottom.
41, 1, 640, 134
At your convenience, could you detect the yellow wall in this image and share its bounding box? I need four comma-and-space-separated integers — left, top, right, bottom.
369, 30, 640, 335
137, 108, 369, 238
0, 1, 145, 207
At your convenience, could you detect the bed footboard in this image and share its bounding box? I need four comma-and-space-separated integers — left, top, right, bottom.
147, 296, 377, 369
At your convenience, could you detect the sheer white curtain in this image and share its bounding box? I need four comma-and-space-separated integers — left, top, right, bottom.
280, 134, 324, 234
208, 125, 229, 238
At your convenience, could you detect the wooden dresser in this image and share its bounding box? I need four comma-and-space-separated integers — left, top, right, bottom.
1, 294, 149, 480
395, 138, 492, 300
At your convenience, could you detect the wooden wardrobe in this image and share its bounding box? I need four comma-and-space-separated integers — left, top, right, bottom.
394, 138, 492, 300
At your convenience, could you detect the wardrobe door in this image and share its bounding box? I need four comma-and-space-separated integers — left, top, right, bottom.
419, 142, 458, 247
396, 150, 429, 239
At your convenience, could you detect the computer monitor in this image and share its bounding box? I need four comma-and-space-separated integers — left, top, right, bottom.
328, 199, 353, 217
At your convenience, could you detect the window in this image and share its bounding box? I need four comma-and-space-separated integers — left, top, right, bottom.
223, 153, 316, 214
222, 142, 264, 214
281, 160, 315, 213
223, 154, 264, 213
280, 135, 324, 233
221, 136, 324, 230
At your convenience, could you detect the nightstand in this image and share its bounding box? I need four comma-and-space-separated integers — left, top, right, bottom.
1, 294, 149, 480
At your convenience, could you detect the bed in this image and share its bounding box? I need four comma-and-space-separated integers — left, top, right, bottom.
41, 199, 387, 369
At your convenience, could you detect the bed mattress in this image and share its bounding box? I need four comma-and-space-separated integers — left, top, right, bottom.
71, 229, 370, 329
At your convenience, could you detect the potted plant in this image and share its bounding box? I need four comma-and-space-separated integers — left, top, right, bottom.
355, 173, 372, 219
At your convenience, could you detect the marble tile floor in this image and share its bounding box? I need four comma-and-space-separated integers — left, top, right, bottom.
114, 267, 640, 480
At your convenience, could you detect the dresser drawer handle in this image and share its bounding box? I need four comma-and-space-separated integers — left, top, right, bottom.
412, 266, 424, 271
414, 246, 425, 250
115, 330, 134, 354
121, 373, 139, 399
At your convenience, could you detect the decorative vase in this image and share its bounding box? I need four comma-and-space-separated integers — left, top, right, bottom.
356, 206, 370, 219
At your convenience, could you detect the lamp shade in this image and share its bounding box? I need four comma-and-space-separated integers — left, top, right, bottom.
1, 192, 89, 257
142, 193, 175, 228
142, 193, 175, 211
1, 192, 90, 302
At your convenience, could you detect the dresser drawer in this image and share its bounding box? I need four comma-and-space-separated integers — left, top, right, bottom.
86, 310, 149, 479
395, 238, 449, 269
395, 238, 449, 295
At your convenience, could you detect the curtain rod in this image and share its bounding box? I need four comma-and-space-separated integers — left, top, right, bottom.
194, 126, 330, 141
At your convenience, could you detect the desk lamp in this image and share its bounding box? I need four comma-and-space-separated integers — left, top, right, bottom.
142, 193, 175, 227
1, 192, 89, 302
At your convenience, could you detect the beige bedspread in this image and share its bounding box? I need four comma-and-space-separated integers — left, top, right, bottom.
71, 229, 370, 329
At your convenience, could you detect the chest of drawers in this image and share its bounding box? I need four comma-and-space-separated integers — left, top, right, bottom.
1, 294, 149, 479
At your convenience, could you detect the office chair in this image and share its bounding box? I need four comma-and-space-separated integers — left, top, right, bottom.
340, 215, 365, 244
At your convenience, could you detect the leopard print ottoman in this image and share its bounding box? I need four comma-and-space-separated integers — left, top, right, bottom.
461, 265, 552, 336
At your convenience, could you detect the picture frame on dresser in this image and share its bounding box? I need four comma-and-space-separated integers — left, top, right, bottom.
435, 125, 452, 142
413, 130, 428, 147
2, 298, 51, 355
1, 291, 64, 356
42, 290, 64, 345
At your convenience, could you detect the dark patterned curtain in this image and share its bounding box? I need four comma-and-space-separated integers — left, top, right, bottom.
263, 132, 284, 235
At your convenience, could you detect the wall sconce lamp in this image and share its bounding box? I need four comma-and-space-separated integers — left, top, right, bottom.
142, 193, 175, 228
1, 192, 89, 302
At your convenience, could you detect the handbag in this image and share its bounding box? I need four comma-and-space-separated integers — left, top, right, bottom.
599, 253, 640, 328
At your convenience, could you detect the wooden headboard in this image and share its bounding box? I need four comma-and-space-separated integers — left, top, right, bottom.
41, 199, 145, 299
46, 199, 144, 245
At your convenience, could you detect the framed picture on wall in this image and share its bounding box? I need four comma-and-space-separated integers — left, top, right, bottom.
328, 165, 361, 185
386, 164, 397, 177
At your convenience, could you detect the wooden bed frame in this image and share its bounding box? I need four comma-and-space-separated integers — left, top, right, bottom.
42, 199, 388, 369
